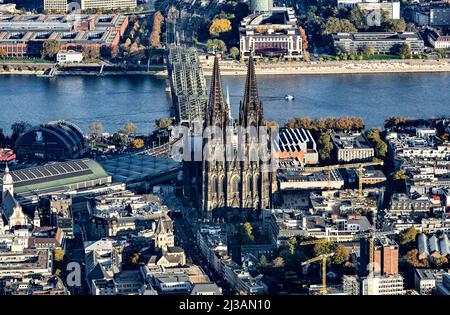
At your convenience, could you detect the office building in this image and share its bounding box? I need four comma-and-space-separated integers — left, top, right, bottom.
79, 0, 137, 10
362, 274, 404, 295
333, 32, 425, 55
44, 0, 67, 12
331, 132, 374, 163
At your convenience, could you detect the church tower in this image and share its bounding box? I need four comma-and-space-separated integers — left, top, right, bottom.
202, 54, 230, 213
2, 163, 13, 202
201, 54, 273, 216
33, 209, 41, 228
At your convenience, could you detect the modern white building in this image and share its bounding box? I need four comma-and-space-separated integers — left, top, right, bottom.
331, 132, 374, 163
362, 274, 404, 295
337, 0, 400, 20
56, 50, 83, 63
79, 0, 137, 10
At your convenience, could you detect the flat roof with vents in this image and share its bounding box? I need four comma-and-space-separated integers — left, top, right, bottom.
1, 159, 111, 194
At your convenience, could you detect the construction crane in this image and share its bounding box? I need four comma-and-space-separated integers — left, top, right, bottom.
299, 160, 384, 195
298, 239, 336, 295
301, 253, 334, 295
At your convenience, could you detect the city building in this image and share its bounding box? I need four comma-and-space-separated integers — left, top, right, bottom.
415, 269, 447, 295
412, 2, 450, 27
0, 148, 16, 166
360, 236, 399, 276
436, 273, 450, 295
417, 233, 449, 259
337, 0, 400, 20
0, 3, 16, 14
0, 249, 52, 278
79, 0, 137, 11
250, 0, 273, 14
43, 0, 67, 12
0, 14, 128, 58
428, 30, 450, 49
1, 159, 112, 201
388, 193, 431, 216
362, 274, 404, 295
333, 32, 425, 55
56, 50, 83, 63
331, 132, 374, 163
15, 120, 89, 161
239, 7, 302, 60
278, 169, 345, 191
273, 128, 318, 166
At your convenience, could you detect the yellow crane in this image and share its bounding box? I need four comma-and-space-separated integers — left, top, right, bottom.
298, 239, 336, 295
294, 160, 384, 194
301, 253, 334, 295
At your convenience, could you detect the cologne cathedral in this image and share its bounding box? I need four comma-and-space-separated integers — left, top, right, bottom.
184, 54, 275, 217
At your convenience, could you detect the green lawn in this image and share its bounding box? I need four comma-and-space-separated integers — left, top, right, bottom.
0, 58, 51, 63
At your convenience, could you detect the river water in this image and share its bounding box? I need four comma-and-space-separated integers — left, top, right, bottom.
0, 72, 449, 134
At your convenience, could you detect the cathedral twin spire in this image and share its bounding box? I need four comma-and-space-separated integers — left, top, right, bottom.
206, 54, 263, 129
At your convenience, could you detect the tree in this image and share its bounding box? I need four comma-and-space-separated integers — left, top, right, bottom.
299, 26, 308, 52
362, 44, 375, 56
391, 43, 411, 57
122, 121, 137, 138
399, 228, 419, 245
349, 7, 366, 29
333, 245, 350, 265
156, 117, 173, 129
206, 39, 227, 53
130, 253, 141, 265
323, 17, 357, 35
149, 11, 164, 48
435, 256, 448, 269
366, 129, 387, 158
209, 18, 232, 36
384, 116, 407, 128
382, 18, 406, 32
237, 222, 255, 244
89, 122, 104, 139
318, 131, 334, 162
272, 256, 285, 268
0, 48, 6, 58
11, 121, 31, 143
133, 138, 145, 149
82, 46, 100, 60
42, 39, 62, 60
314, 239, 335, 257
54, 248, 65, 262
229, 47, 240, 60
403, 249, 422, 268
258, 255, 270, 269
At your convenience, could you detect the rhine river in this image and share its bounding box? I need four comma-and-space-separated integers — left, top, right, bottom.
1, 72, 450, 134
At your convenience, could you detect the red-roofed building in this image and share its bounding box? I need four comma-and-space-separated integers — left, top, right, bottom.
0, 148, 15, 165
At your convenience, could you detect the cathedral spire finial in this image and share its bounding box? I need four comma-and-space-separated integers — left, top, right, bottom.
239, 54, 263, 127
243, 54, 259, 106
206, 53, 228, 127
